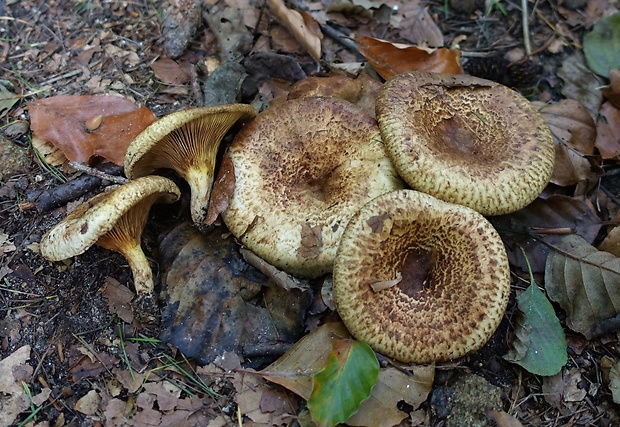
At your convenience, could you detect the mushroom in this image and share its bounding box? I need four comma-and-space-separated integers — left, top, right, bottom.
39, 176, 181, 321
221, 96, 405, 278
376, 71, 555, 216
332, 189, 510, 364
124, 104, 256, 225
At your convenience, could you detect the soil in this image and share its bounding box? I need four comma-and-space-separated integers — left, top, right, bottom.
1, 0, 619, 426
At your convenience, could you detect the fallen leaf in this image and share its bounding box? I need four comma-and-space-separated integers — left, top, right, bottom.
602, 69, 620, 109
29, 95, 157, 165
261, 322, 434, 427
491, 195, 602, 274
595, 102, 620, 160
534, 100, 597, 186
287, 74, 382, 118
75, 389, 102, 415
205, 152, 235, 226
101, 277, 135, 324
267, 0, 323, 61
298, 222, 323, 261
308, 340, 379, 427
0, 345, 32, 427
557, 53, 604, 120
393, 2, 444, 47
151, 58, 191, 85
158, 222, 311, 365
0, 82, 19, 120
610, 360, 620, 403
600, 224, 620, 257
356, 36, 462, 80
504, 283, 567, 376
487, 410, 524, 427
545, 234, 620, 338
583, 12, 620, 78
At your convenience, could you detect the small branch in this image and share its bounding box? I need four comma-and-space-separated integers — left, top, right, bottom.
69, 161, 128, 185
521, 0, 532, 56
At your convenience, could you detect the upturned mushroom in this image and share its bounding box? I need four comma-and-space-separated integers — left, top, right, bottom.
39, 176, 181, 321
221, 96, 405, 278
376, 71, 555, 216
333, 189, 511, 364
124, 104, 256, 225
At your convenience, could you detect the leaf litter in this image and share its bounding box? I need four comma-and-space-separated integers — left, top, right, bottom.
2, 0, 620, 426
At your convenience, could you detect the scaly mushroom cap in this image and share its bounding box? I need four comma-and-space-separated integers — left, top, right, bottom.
333, 189, 511, 364
376, 71, 555, 216
40, 176, 180, 311
221, 97, 405, 278
124, 104, 256, 225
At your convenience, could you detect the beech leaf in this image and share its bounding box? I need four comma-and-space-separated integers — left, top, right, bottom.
29, 95, 157, 165
307, 339, 379, 427
545, 234, 620, 339
266, 0, 323, 61
583, 13, 620, 78
356, 36, 462, 80
533, 100, 597, 186
595, 102, 620, 160
0, 82, 18, 120
504, 283, 567, 376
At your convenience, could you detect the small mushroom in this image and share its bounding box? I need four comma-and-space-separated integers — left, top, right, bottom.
222, 97, 405, 278
39, 176, 181, 322
332, 189, 510, 364
124, 104, 256, 225
376, 71, 555, 216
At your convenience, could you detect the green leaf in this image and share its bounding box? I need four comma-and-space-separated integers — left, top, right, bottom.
0, 82, 19, 120
504, 283, 568, 376
583, 12, 620, 78
307, 339, 379, 427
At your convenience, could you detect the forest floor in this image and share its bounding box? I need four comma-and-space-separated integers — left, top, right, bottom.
1, 0, 620, 426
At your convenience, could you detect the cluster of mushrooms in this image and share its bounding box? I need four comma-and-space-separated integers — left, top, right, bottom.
40, 71, 555, 364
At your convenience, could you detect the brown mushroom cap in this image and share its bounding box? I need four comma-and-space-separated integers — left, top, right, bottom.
221, 97, 405, 278
40, 176, 180, 318
376, 71, 555, 216
124, 104, 256, 225
333, 189, 511, 364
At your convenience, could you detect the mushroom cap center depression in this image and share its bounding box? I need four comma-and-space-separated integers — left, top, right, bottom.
222, 97, 404, 278
333, 189, 510, 364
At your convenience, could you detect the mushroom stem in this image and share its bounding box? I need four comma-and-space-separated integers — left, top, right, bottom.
119, 243, 155, 297
186, 167, 215, 225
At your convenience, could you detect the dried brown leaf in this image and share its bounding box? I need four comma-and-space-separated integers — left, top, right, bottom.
595, 102, 620, 160
29, 95, 157, 165
101, 277, 135, 324
356, 36, 462, 80
545, 234, 620, 338
0, 345, 32, 427
394, 2, 444, 47
151, 58, 191, 85
534, 100, 597, 186
602, 68, 620, 109
267, 0, 323, 61
600, 225, 620, 257
205, 152, 235, 226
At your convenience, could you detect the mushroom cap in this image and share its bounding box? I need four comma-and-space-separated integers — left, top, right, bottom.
333, 189, 511, 364
40, 175, 180, 261
124, 104, 256, 224
221, 97, 405, 278
376, 71, 555, 216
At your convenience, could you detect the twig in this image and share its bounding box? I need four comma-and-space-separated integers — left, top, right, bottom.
521, 0, 532, 55
69, 161, 128, 185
